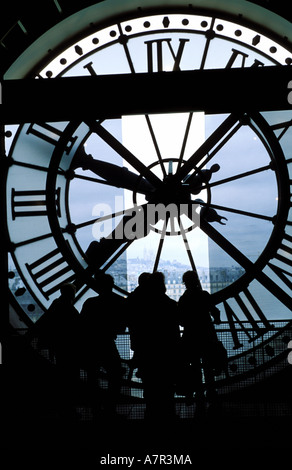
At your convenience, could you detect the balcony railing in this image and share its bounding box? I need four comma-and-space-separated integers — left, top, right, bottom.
6, 320, 292, 420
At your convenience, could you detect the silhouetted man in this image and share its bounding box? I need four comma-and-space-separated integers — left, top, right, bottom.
129, 271, 180, 421
79, 273, 126, 418
28, 282, 80, 420
127, 272, 151, 371
178, 271, 221, 402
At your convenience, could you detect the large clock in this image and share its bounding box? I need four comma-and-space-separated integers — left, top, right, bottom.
4, 0, 292, 392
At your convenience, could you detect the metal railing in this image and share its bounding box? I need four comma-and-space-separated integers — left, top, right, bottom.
6, 320, 292, 420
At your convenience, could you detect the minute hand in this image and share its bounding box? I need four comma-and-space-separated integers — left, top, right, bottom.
73, 147, 154, 195
176, 113, 240, 181
86, 119, 163, 190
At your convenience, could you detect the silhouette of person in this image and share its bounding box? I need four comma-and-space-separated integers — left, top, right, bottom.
178, 271, 221, 403
127, 271, 151, 374
27, 282, 80, 420
79, 272, 126, 419
128, 271, 180, 421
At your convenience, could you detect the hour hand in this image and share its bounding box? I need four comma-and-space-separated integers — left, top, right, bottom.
71, 145, 154, 196
195, 199, 228, 225
184, 163, 220, 194
85, 205, 150, 270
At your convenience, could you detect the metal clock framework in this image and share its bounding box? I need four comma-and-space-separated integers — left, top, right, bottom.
2, 1, 292, 391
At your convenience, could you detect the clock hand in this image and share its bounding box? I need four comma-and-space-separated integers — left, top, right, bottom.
183, 163, 220, 194
175, 113, 240, 182
195, 199, 227, 225
85, 204, 150, 270
72, 145, 155, 196
201, 207, 228, 225
85, 119, 163, 190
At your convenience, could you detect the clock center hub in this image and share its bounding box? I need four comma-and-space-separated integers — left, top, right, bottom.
150, 174, 192, 206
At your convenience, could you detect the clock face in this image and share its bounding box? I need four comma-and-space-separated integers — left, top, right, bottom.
5, 9, 292, 382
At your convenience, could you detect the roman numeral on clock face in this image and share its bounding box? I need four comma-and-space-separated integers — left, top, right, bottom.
26, 123, 77, 154
267, 233, 292, 291
225, 48, 264, 68
145, 38, 189, 72
25, 247, 76, 300
271, 119, 292, 141
11, 188, 61, 219
223, 287, 274, 349
83, 61, 97, 76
